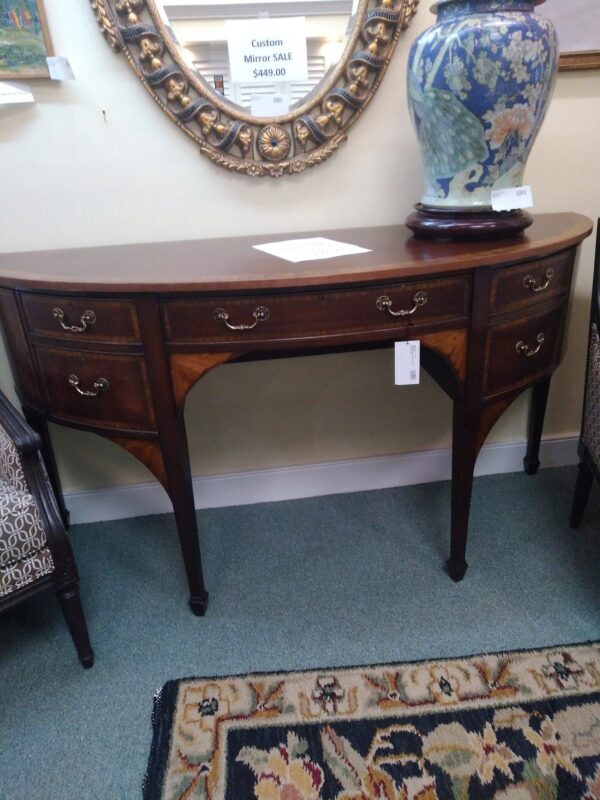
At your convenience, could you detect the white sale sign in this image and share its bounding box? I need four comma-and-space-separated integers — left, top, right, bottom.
226, 17, 308, 84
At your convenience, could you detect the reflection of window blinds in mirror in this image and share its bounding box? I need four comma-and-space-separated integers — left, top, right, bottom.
192, 46, 326, 110
192, 51, 231, 97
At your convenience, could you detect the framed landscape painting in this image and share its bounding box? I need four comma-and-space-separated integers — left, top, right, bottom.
542, 0, 600, 70
0, 0, 52, 79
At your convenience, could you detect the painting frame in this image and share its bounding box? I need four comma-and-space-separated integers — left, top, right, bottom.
542, 0, 600, 72
0, 0, 53, 80
559, 50, 600, 72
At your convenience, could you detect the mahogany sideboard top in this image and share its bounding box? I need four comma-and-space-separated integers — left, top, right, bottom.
0, 213, 591, 292
0, 212, 592, 615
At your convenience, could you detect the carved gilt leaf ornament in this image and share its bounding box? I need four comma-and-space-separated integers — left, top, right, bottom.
89, 0, 419, 176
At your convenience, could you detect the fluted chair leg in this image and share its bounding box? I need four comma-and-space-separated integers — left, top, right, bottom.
56, 585, 94, 668
570, 459, 594, 529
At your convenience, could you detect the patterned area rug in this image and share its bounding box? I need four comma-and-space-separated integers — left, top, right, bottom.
144, 642, 600, 799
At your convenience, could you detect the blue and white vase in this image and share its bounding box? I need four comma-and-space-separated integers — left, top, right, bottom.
407, 0, 558, 214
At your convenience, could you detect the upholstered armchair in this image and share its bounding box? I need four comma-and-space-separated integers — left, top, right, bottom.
571, 223, 600, 529
0, 389, 93, 667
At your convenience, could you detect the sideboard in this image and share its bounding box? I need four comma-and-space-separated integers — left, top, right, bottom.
0, 213, 592, 615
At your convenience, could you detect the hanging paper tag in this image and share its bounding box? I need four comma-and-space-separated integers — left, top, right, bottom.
0, 82, 34, 104
250, 94, 290, 116
491, 186, 533, 212
395, 341, 420, 385
47, 57, 75, 81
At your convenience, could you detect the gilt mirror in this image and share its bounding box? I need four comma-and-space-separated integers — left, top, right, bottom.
90, 0, 419, 175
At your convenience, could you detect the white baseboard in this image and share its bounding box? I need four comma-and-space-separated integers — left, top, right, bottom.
64, 436, 579, 525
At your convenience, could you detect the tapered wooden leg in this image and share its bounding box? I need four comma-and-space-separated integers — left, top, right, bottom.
56, 584, 94, 668
523, 377, 551, 475
447, 402, 479, 582
136, 297, 209, 616
570, 459, 594, 528
107, 432, 209, 615
161, 423, 208, 616
168, 488, 209, 617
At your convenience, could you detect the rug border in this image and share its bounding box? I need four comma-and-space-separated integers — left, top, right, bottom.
142, 637, 600, 799
144, 679, 182, 800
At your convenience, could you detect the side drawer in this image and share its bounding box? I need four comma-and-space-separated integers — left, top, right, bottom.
32, 345, 155, 431
21, 293, 141, 344
162, 276, 471, 344
490, 249, 574, 315
483, 304, 566, 396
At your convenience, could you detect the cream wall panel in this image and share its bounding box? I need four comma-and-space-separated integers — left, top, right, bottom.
0, 1, 598, 493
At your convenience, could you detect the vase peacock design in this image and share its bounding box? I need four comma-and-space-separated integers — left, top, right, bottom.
407, 0, 558, 212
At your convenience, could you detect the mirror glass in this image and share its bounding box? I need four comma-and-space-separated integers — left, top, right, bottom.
158, 0, 355, 117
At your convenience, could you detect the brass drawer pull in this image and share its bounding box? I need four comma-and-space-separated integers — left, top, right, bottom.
68, 373, 109, 397
213, 306, 270, 331
515, 332, 545, 358
523, 267, 554, 293
376, 290, 428, 317
53, 307, 96, 333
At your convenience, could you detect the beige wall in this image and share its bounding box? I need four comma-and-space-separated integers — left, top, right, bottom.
1, 0, 599, 493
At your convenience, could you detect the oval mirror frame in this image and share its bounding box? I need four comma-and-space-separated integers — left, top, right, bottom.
90, 0, 419, 176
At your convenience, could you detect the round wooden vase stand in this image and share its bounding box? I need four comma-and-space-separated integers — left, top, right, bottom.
406, 204, 534, 240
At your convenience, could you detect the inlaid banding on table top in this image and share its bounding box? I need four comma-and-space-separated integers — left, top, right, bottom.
161, 277, 472, 344
0, 215, 591, 293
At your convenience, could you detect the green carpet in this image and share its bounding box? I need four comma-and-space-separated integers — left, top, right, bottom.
1, 466, 599, 798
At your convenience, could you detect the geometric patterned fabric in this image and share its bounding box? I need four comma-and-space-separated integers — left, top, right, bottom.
583, 322, 600, 470
0, 420, 54, 597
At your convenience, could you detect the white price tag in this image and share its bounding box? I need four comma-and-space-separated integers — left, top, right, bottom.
395, 341, 420, 385
0, 81, 34, 104
46, 57, 75, 81
226, 17, 308, 84
250, 93, 290, 116
491, 185, 533, 212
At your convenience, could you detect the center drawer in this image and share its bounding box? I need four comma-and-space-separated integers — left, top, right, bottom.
162, 276, 471, 345
32, 345, 156, 431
